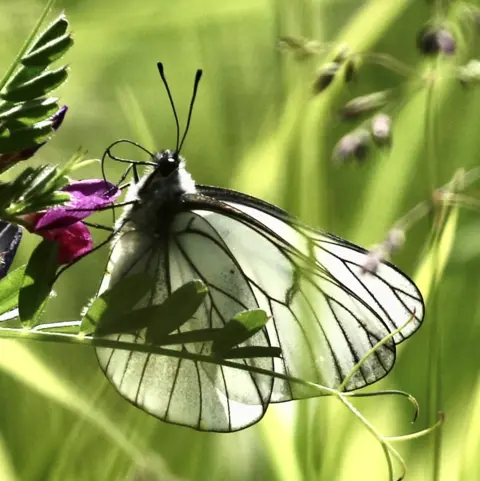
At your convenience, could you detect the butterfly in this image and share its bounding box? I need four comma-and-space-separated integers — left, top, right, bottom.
94, 63, 425, 432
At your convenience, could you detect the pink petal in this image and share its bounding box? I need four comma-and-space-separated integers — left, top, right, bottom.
38, 221, 93, 264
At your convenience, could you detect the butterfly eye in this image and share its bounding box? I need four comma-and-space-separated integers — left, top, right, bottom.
157, 155, 178, 177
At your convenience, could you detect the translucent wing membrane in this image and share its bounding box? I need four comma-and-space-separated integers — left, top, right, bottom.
96, 220, 274, 432
96, 185, 424, 432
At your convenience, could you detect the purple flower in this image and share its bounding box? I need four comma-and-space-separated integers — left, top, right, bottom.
35, 180, 120, 230
417, 26, 456, 56
24, 179, 120, 265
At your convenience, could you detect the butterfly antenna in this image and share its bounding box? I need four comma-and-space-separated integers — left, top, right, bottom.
178, 69, 203, 153
157, 62, 180, 152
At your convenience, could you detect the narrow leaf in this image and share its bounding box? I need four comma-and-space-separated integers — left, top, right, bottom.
0, 98, 58, 123
98, 280, 208, 338
33, 320, 81, 334
27, 14, 69, 53
83, 273, 154, 334
211, 309, 269, 354
18, 240, 58, 327
1, 66, 68, 102
22, 34, 73, 67
0, 265, 26, 316
145, 280, 208, 343
5, 66, 45, 90
0, 120, 52, 154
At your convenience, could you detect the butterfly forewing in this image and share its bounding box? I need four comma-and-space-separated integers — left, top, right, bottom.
189, 187, 424, 395
96, 213, 274, 432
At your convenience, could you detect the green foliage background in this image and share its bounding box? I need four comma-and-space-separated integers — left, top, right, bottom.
1, 0, 480, 480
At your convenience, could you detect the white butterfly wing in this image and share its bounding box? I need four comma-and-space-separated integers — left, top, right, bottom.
96, 215, 274, 432
96, 185, 424, 431
190, 186, 424, 401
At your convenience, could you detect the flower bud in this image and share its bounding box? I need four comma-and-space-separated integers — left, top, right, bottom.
385, 228, 405, 253
312, 62, 339, 94
361, 245, 385, 274
278, 36, 321, 60
332, 44, 350, 64
371, 113, 392, 146
339, 91, 389, 120
344, 59, 356, 83
417, 25, 456, 56
333, 129, 371, 164
361, 228, 405, 274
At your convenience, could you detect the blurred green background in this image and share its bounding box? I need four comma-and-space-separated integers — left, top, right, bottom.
2, 0, 480, 480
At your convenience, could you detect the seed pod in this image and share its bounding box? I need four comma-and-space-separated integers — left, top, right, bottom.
339, 91, 389, 120
333, 129, 371, 164
312, 62, 339, 94
417, 25, 456, 56
371, 113, 392, 146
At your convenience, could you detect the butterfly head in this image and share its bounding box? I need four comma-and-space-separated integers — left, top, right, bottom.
153, 149, 182, 177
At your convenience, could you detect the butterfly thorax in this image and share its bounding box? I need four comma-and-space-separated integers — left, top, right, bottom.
118, 150, 196, 235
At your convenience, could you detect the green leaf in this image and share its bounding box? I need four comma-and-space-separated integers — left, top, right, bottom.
0, 120, 52, 154
21, 165, 61, 199
220, 346, 282, 359
33, 321, 81, 334
22, 34, 73, 67
211, 309, 269, 354
17, 191, 70, 215
145, 280, 208, 343
27, 14, 69, 53
1, 66, 68, 102
18, 240, 59, 328
0, 98, 59, 124
95, 280, 208, 338
4, 66, 45, 91
83, 273, 155, 335
0, 265, 26, 316
0, 165, 70, 216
